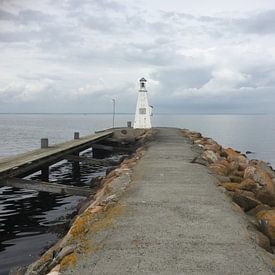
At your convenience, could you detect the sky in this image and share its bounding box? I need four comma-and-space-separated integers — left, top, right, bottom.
0, 0, 275, 113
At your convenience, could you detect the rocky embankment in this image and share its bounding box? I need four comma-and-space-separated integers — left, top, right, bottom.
182, 129, 275, 259
12, 129, 155, 275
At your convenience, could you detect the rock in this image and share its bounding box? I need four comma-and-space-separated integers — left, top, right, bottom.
205, 138, 217, 144
245, 166, 275, 195
90, 176, 103, 187
191, 157, 208, 166
226, 190, 235, 198
220, 149, 228, 158
247, 204, 272, 217
202, 150, 219, 163
209, 164, 228, 176
49, 264, 61, 273
225, 148, 247, 164
257, 161, 275, 178
231, 202, 244, 214
237, 155, 249, 164
256, 209, 275, 245
217, 159, 230, 167
54, 245, 76, 264
101, 194, 118, 205
228, 160, 239, 172
239, 162, 249, 171
232, 190, 261, 211
190, 132, 202, 139
222, 182, 241, 191
225, 148, 241, 158
233, 170, 245, 178
249, 159, 259, 165
47, 272, 60, 275
229, 175, 243, 183
244, 166, 256, 179
255, 190, 275, 207
240, 178, 258, 191
255, 230, 272, 252
77, 198, 91, 215
246, 151, 254, 155
204, 144, 221, 152
214, 175, 231, 183
194, 139, 205, 145
254, 169, 275, 190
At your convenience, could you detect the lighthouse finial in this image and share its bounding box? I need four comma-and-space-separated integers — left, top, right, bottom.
139, 77, 147, 89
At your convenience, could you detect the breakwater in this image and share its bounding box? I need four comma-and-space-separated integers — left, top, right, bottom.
16, 128, 275, 275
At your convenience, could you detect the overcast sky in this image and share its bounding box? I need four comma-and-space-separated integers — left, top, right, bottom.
0, 0, 275, 113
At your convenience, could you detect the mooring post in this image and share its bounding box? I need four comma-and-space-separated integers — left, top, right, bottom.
41, 166, 49, 181
40, 138, 49, 180
127, 121, 132, 128
41, 138, 49, 149
74, 132, 80, 140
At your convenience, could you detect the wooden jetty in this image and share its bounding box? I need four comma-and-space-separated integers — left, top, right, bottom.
0, 130, 114, 196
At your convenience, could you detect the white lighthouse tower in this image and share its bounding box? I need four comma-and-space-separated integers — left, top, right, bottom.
134, 78, 152, 129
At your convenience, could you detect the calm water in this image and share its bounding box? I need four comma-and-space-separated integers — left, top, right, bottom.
0, 113, 274, 274
1, 113, 275, 165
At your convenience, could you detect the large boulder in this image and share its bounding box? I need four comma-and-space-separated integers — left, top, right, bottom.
229, 175, 243, 183
246, 204, 272, 217
204, 143, 221, 153
232, 190, 261, 211
194, 139, 205, 146
190, 132, 202, 139
244, 166, 256, 179
256, 209, 275, 245
244, 166, 275, 196
257, 161, 275, 178
222, 182, 241, 191
255, 230, 272, 252
240, 178, 258, 191
225, 148, 241, 159
202, 150, 219, 164
209, 164, 228, 176
239, 162, 249, 171
255, 190, 275, 207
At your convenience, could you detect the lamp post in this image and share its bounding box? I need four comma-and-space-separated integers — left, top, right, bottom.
112, 98, 115, 128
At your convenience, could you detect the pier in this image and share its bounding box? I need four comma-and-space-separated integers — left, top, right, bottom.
57, 128, 273, 274
0, 130, 116, 196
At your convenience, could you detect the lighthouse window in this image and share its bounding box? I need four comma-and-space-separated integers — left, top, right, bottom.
141, 83, 145, 88
139, 108, 146, 114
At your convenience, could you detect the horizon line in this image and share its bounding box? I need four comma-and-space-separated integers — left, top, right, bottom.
0, 112, 270, 115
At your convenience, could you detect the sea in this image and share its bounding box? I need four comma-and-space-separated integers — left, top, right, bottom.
0, 113, 274, 274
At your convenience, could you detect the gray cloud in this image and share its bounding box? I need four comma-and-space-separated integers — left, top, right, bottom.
234, 10, 275, 34
0, 0, 275, 113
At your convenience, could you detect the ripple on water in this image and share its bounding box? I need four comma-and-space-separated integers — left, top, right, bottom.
0, 149, 127, 274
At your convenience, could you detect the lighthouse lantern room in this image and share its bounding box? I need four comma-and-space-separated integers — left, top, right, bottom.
133, 78, 152, 129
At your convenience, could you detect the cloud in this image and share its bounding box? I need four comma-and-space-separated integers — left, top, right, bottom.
236, 10, 275, 34
0, 0, 275, 113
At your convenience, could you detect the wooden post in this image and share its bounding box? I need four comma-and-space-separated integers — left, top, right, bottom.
41, 138, 48, 148
74, 132, 80, 140
127, 121, 132, 128
41, 166, 49, 181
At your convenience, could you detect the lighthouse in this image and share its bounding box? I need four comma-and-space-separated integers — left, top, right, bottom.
133, 78, 152, 129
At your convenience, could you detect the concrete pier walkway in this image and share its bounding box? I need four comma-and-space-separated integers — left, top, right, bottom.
65, 128, 273, 274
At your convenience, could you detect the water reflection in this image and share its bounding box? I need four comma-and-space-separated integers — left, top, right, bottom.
0, 149, 125, 275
